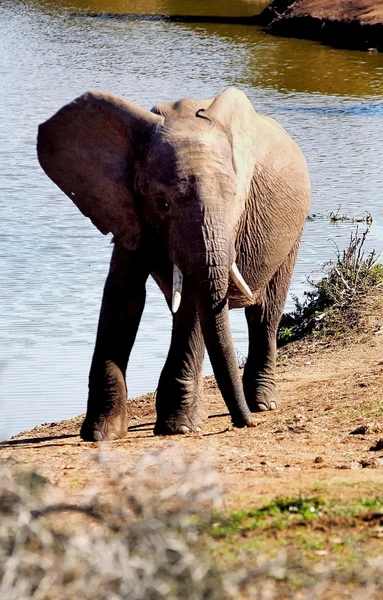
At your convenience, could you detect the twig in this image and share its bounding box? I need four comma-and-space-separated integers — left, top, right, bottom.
31, 503, 104, 521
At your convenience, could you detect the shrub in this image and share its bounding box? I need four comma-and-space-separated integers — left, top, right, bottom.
0, 452, 230, 600
278, 228, 383, 345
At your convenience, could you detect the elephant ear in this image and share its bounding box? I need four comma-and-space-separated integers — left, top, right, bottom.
202, 88, 258, 203
37, 91, 163, 250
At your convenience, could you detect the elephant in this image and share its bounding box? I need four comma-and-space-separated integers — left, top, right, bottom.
37, 87, 311, 441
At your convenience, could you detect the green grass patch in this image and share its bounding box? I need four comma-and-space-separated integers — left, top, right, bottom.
209, 496, 325, 538
207, 494, 383, 544
206, 494, 383, 596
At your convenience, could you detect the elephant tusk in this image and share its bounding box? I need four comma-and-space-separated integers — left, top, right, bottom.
230, 263, 253, 300
172, 264, 183, 313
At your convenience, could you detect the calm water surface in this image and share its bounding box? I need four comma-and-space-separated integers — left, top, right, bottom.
1, 0, 383, 438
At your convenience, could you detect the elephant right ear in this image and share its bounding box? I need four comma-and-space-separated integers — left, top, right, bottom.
37, 91, 163, 250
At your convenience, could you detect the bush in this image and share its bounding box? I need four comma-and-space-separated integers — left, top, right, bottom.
278, 228, 383, 345
0, 452, 231, 600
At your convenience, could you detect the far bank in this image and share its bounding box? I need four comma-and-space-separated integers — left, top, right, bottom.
256, 0, 383, 51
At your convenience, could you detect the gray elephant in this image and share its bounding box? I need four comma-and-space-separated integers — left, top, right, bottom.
37, 88, 311, 441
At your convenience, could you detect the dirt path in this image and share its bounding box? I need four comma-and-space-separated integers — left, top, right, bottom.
2, 305, 383, 508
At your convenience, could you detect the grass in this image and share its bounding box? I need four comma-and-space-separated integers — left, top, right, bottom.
209, 496, 325, 538
206, 495, 383, 597
209, 495, 383, 541
1, 456, 383, 598
278, 227, 383, 346
0, 453, 231, 600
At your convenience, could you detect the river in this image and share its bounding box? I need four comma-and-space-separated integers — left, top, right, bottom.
1, 0, 383, 438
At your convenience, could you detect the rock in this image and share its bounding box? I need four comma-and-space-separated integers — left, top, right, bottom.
336, 461, 360, 470
370, 438, 383, 451
288, 424, 310, 434
254, 0, 383, 52
350, 423, 383, 435
360, 457, 383, 468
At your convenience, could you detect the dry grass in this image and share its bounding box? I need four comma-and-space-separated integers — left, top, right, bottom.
1, 451, 383, 599
0, 452, 230, 600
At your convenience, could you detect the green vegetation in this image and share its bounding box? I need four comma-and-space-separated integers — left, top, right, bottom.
206, 495, 383, 597
210, 496, 325, 538
209, 495, 383, 540
278, 227, 383, 345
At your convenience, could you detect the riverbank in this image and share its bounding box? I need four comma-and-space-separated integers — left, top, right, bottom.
2, 287, 383, 597
255, 0, 383, 52
4, 287, 383, 494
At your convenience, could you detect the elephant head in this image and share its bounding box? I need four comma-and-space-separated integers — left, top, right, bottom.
37, 89, 265, 430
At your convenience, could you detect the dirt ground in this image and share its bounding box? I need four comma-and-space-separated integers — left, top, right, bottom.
2, 294, 383, 508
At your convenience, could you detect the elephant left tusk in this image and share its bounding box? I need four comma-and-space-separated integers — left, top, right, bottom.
172, 264, 183, 313
230, 263, 253, 300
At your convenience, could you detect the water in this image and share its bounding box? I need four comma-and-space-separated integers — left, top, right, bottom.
1, 0, 383, 438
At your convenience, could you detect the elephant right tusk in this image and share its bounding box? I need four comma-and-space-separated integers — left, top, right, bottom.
172, 264, 183, 313
230, 263, 253, 300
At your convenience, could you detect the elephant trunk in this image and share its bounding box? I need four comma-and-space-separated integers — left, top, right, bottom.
196, 283, 252, 427
178, 217, 252, 427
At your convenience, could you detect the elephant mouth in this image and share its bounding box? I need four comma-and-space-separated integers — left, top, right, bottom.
171, 262, 252, 313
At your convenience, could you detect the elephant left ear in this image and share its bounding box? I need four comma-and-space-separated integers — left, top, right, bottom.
202, 88, 259, 203
37, 91, 163, 250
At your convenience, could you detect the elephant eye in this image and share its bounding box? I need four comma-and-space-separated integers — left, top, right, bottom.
157, 197, 170, 212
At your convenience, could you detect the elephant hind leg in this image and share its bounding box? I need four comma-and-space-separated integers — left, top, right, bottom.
154, 296, 206, 435
243, 238, 301, 412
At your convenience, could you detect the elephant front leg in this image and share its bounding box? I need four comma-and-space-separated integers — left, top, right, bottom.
81, 245, 148, 441
154, 300, 205, 435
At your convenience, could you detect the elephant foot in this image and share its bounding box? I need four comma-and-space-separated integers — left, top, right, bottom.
80, 410, 127, 441
244, 384, 279, 413
154, 412, 203, 436
232, 414, 256, 427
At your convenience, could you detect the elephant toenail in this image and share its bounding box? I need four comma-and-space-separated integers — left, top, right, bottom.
93, 430, 104, 441
178, 425, 191, 434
